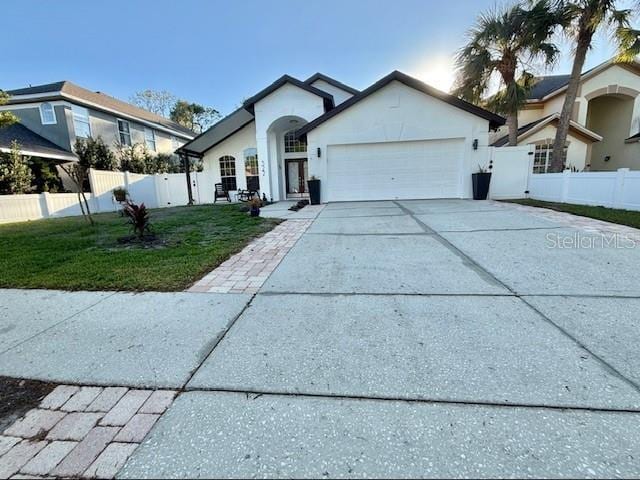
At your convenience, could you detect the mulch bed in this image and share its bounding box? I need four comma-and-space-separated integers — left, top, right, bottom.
0, 376, 56, 433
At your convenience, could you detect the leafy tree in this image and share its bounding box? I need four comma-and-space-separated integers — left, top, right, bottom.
0, 91, 18, 128
549, 0, 640, 171
117, 142, 155, 174
453, 1, 564, 145
73, 136, 118, 171
30, 157, 63, 193
0, 140, 33, 194
130, 90, 176, 117
170, 100, 220, 133
60, 136, 117, 224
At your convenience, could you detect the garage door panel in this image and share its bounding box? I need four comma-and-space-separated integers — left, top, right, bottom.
326, 139, 463, 202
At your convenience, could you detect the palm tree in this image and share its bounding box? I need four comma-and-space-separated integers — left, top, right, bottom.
549, 0, 640, 172
453, 1, 564, 146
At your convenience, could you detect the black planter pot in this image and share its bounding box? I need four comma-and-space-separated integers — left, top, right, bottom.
250, 207, 260, 217
307, 179, 321, 205
472, 172, 492, 200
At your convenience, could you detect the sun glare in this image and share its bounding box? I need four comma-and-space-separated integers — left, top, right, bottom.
417, 59, 456, 93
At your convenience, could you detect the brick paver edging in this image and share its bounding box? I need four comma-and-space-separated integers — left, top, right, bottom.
499, 201, 640, 240
189, 219, 313, 294
0, 385, 176, 479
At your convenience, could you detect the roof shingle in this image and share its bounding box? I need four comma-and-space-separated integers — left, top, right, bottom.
6, 81, 195, 137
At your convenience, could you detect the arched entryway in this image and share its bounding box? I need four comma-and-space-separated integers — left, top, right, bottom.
586, 92, 637, 170
266, 116, 309, 200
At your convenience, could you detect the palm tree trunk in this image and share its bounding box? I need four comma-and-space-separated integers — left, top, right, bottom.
551, 29, 592, 172
507, 113, 518, 146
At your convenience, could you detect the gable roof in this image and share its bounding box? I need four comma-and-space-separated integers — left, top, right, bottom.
491, 113, 602, 147
178, 107, 254, 156
0, 123, 77, 161
296, 70, 505, 137
242, 75, 335, 114
526, 58, 640, 102
526, 75, 571, 101
625, 132, 640, 143
304, 73, 360, 96
6, 81, 195, 138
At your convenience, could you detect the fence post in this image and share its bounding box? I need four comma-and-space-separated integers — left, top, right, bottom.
560, 169, 571, 203
40, 192, 52, 219
613, 168, 629, 209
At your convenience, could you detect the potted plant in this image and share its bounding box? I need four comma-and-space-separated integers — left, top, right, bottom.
307, 175, 321, 205
113, 186, 128, 203
249, 196, 262, 217
472, 162, 492, 200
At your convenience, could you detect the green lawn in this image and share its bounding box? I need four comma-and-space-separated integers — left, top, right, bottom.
503, 199, 640, 230
0, 204, 280, 291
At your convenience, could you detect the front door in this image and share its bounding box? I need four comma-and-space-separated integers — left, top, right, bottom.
285, 158, 308, 196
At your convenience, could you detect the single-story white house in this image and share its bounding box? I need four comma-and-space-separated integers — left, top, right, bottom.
178, 71, 504, 203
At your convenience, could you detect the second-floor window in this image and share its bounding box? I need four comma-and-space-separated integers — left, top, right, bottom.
39, 103, 56, 124
144, 128, 156, 151
118, 119, 131, 146
72, 106, 91, 138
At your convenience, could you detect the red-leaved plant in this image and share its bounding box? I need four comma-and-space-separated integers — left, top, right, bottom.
123, 201, 151, 239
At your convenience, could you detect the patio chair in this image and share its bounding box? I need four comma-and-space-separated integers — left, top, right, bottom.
237, 189, 259, 202
214, 183, 231, 203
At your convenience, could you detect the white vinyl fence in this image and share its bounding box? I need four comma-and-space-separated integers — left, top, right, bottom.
488, 145, 534, 199
0, 168, 204, 224
528, 168, 640, 211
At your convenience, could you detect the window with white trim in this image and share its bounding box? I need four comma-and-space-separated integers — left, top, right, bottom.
219, 155, 237, 191
284, 130, 306, 153
144, 128, 156, 151
39, 103, 56, 124
117, 119, 131, 146
171, 135, 180, 150
72, 106, 91, 138
531, 140, 568, 173
244, 148, 259, 191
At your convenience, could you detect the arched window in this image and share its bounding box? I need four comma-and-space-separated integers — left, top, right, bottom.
284, 130, 306, 153
39, 102, 56, 124
244, 148, 260, 191
219, 156, 237, 191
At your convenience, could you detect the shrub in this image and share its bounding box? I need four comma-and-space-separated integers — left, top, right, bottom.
123, 201, 152, 239
0, 141, 34, 194
74, 136, 118, 171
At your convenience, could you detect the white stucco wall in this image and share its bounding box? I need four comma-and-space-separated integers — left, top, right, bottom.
309, 79, 354, 105
202, 122, 257, 192
522, 124, 589, 171
253, 83, 327, 200
306, 80, 491, 199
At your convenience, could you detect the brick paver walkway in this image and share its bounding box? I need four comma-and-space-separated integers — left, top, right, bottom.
500, 201, 640, 240
0, 385, 176, 479
188, 219, 313, 294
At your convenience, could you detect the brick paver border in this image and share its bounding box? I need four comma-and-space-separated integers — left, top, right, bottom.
498, 201, 640, 240
0, 385, 177, 479
188, 219, 313, 294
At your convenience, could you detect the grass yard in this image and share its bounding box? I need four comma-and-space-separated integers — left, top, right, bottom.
0, 204, 280, 291
504, 199, 640, 230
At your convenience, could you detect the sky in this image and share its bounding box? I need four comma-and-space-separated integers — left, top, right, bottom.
1, 0, 632, 116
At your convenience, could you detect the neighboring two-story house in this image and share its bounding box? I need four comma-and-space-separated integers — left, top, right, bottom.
491, 57, 640, 173
0, 80, 195, 189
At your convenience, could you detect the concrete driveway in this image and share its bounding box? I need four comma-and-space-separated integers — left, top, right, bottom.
3, 200, 640, 478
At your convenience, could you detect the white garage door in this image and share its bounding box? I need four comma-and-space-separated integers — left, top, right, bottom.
326, 139, 464, 202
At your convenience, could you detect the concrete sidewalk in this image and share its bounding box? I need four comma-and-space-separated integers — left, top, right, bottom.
3, 199, 640, 478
